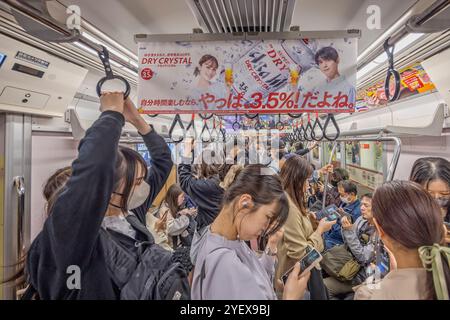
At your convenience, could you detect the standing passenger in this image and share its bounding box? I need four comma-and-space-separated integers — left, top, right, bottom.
192, 165, 310, 300
355, 181, 450, 300
23, 93, 174, 299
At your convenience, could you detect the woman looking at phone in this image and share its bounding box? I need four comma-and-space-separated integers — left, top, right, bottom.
276, 155, 336, 292
355, 181, 450, 300
191, 165, 310, 300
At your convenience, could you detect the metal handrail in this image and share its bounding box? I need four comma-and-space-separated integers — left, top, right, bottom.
13, 176, 25, 259
320, 136, 402, 211
333, 136, 402, 181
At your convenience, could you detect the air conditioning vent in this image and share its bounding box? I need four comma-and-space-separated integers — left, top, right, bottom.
186, 0, 296, 33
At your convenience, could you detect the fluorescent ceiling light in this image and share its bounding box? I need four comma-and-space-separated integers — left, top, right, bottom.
82, 31, 130, 62
129, 60, 139, 68
82, 21, 138, 61
121, 67, 138, 76
357, 33, 425, 80
73, 41, 98, 56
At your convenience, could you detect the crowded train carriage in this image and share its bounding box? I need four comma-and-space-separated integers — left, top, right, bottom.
0, 0, 449, 304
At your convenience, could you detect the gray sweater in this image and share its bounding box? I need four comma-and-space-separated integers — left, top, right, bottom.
191, 229, 277, 300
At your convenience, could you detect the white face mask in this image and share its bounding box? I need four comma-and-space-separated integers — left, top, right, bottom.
340, 196, 351, 204
127, 181, 150, 210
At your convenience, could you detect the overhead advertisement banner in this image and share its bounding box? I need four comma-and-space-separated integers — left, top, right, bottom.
138, 37, 357, 114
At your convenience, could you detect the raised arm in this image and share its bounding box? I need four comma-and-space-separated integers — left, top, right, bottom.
43, 93, 125, 270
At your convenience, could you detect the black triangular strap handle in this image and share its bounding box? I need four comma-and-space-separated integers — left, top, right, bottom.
323, 114, 341, 141
295, 122, 304, 141
312, 114, 324, 141
244, 113, 258, 119
288, 113, 303, 118
199, 113, 213, 120
211, 117, 221, 142
186, 114, 197, 140
96, 46, 131, 99
254, 115, 262, 131
276, 114, 284, 130
304, 116, 313, 141
232, 114, 241, 131
201, 119, 211, 143
169, 114, 185, 143
218, 117, 226, 142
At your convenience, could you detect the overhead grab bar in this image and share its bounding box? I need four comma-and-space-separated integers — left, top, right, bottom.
169, 114, 185, 143
334, 136, 402, 181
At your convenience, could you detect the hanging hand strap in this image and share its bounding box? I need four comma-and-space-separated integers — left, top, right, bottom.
232, 114, 241, 131
383, 38, 401, 102
323, 114, 340, 141
201, 119, 211, 143
312, 112, 324, 141
169, 114, 185, 143
96, 46, 131, 99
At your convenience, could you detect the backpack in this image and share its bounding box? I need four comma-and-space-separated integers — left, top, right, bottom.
171, 215, 197, 249
99, 223, 190, 300
320, 244, 361, 281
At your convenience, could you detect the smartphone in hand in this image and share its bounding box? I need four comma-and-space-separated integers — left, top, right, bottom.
281, 247, 322, 284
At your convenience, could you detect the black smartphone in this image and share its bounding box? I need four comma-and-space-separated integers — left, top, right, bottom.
281, 248, 322, 284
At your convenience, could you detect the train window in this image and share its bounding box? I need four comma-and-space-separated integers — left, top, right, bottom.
345, 141, 384, 193
136, 142, 177, 166
323, 142, 342, 168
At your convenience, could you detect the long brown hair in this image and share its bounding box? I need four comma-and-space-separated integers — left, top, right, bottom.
43, 166, 72, 217
1, 166, 72, 294
164, 184, 184, 219
280, 155, 313, 216
372, 180, 450, 299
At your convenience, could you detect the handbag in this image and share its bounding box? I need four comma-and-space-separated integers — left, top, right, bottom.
321, 245, 361, 281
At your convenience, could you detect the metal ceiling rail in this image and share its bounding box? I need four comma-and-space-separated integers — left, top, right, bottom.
357, 0, 450, 70
134, 29, 361, 43
338, 103, 446, 138
3, 0, 138, 72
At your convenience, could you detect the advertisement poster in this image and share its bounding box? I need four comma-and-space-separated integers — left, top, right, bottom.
355, 62, 436, 112
138, 38, 357, 115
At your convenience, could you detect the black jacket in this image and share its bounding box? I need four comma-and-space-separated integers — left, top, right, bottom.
177, 163, 224, 231
26, 111, 173, 299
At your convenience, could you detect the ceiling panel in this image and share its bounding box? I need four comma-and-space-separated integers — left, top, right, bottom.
56, 0, 419, 56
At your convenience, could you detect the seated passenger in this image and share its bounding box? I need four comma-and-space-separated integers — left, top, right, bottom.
324, 193, 382, 299
355, 181, 450, 300
317, 168, 349, 207
191, 165, 310, 300
21, 93, 176, 299
324, 180, 361, 250
409, 157, 450, 245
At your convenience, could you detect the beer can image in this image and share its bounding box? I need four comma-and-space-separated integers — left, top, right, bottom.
227, 39, 318, 106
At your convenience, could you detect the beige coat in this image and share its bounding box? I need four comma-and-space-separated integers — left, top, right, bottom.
354, 268, 433, 300
275, 195, 324, 282
146, 213, 173, 252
